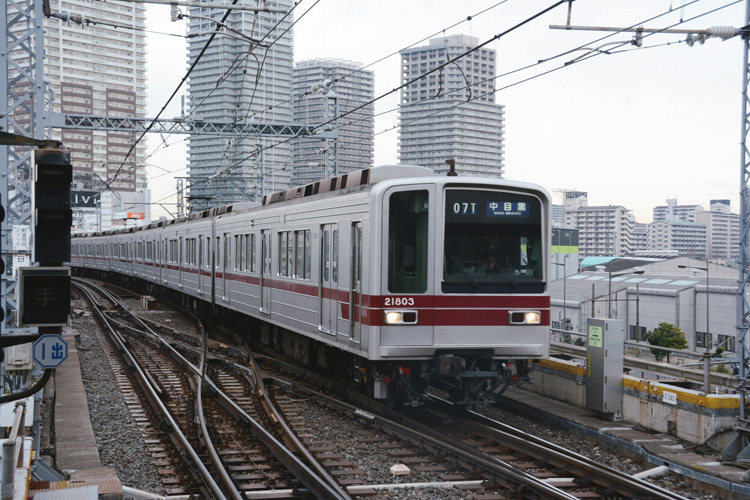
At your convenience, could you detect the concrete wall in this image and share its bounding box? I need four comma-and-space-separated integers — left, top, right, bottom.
526, 357, 740, 449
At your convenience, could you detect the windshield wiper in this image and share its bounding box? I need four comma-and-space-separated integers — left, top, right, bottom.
450, 256, 478, 288
493, 266, 519, 289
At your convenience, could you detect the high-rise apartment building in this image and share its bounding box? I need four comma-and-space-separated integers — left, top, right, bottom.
648, 220, 707, 258
398, 35, 504, 177
186, 1, 294, 210
653, 198, 704, 222
41, 1, 149, 230
573, 205, 634, 257
292, 59, 374, 186
632, 222, 649, 253
563, 191, 588, 228
695, 206, 740, 262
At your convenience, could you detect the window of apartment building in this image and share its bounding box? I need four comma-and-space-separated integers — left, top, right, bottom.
696, 331, 712, 349
718, 334, 736, 353
629, 325, 647, 341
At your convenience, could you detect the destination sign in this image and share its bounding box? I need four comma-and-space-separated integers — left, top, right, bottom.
486, 201, 529, 217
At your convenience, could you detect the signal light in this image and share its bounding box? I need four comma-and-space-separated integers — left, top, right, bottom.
34, 149, 72, 265
18, 267, 71, 327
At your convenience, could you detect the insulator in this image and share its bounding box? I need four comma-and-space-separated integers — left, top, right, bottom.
706, 26, 739, 40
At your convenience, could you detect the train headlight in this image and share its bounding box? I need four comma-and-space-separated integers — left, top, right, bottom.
385, 311, 402, 324
384, 311, 418, 324
509, 311, 542, 325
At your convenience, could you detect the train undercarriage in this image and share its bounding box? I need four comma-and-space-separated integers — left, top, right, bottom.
76, 268, 533, 407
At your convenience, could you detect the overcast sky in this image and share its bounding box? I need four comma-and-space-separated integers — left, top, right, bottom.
145, 0, 745, 222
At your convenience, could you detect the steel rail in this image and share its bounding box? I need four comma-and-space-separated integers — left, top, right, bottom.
267, 377, 579, 500
75, 278, 348, 500
243, 340, 353, 500
72, 281, 227, 499
449, 403, 689, 500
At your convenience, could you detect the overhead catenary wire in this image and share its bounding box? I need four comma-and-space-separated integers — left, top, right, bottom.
101, 0, 242, 193
135, 0, 736, 214
136, 0, 512, 206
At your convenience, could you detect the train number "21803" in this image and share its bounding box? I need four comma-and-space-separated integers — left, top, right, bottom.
384, 297, 415, 306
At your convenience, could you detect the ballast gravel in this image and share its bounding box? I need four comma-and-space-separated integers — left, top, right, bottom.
67, 296, 726, 499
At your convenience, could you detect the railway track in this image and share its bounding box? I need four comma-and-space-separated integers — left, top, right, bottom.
72, 277, 691, 499
73, 278, 347, 499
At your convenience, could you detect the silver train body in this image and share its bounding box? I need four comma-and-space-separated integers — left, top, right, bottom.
72, 166, 551, 405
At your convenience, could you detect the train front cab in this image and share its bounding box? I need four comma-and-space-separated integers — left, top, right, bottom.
376, 179, 550, 405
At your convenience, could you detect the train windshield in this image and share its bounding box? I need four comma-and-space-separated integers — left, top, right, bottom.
443, 189, 544, 294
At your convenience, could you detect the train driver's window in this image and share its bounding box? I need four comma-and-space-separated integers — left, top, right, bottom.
388, 190, 428, 293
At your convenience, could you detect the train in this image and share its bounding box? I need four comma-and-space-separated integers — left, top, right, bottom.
71, 165, 551, 406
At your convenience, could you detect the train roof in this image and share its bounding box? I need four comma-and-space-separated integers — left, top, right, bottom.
72, 165, 550, 239
261, 165, 432, 206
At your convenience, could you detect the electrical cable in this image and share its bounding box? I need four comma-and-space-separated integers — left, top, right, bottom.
101, 0, 241, 193
133, 0, 737, 214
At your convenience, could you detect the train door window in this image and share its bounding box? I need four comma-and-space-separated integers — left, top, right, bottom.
206, 237, 211, 269
249, 234, 256, 273
388, 190, 428, 293
199, 237, 203, 268
355, 224, 362, 283
305, 230, 311, 280
223, 236, 229, 273
323, 229, 330, 282
332, 230, 339, 283
215, 237, 219, 269
263, 233, 270, 275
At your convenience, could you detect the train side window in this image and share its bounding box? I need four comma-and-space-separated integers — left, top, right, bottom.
388, 190, 428, 293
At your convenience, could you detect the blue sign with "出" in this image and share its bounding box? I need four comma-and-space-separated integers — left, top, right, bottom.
33, 334, 68, 368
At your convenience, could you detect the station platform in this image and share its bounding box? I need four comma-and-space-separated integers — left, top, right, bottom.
28, 330, 122, 499
500, 385, 750, 499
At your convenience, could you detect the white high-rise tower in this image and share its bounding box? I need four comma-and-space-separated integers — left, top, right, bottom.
292, 59, 374, 186
185, 0, 294, 211
398, 34, 504, 177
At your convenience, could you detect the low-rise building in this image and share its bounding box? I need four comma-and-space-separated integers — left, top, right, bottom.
549, 257, 739, 354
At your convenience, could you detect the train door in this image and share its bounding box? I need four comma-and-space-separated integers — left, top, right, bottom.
381, 186, 434, 346
259, 229, 271, 314
349, 222, 363, 343
320, 224, 339, 334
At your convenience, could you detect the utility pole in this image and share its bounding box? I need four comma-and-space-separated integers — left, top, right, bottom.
550, 2, 750, 461
725, 0, 750, 463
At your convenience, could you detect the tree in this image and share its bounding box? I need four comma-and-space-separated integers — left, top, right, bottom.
644, 323, 688, 362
